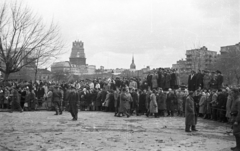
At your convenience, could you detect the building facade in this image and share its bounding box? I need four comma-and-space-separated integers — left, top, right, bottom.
185, 46, 217, 72
51, 40, 97, 76
69, 41, 86, 66
220, 42, 240, 54
37, 68, 52, 81
172, 59, 187, 73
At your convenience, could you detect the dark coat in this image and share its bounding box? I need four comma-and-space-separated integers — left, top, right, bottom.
188, 74, 196, 91
95, 91, 102, 107
119, 92, 132, 112
209, 78, 218, 90
114, 90, 120, 108
232, 98, 240, 135
156, 92, 166, 110
139, 92, 147, 113
157, 71, 163, 88
170, 73, 176, 88
67, 90, 79, 114
131, 91, 139, 109
185, 96, 196, 126
165, 74, 171, 89
52, 89, 62, 103
147, 74, 152, 88
195, 73, 204, 89
108, 93, 115, 111
217, 75, 223, 89
166, 93, 176, 111
217, 92, 228, 109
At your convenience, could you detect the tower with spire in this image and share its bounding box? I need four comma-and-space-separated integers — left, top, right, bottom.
130, 55, 136, 72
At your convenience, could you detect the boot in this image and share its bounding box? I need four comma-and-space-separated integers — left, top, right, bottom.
233, 134, 240, 151
54, 110, 59, 115
191, 125, 198, 131
185, 125, 191, 132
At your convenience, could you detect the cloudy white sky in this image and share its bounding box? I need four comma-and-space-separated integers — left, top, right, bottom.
8, 0, 240, 69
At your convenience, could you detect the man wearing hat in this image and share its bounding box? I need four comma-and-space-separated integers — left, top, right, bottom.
185, 91, 197, 132
188, 70, 196, 91
67, 86, 79, 121
52, 85, 63, 115
216, 70, 223, 90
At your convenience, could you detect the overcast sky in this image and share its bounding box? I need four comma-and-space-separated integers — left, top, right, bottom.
9, 0, 240, 69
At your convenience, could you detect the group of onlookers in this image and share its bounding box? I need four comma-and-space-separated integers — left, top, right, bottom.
0, 83, 48, 112
0, 69, 236, 125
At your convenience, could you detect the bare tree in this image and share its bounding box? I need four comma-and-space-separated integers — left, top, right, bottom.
0, 2, 63, 81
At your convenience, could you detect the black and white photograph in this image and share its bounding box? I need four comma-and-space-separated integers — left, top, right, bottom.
0, 0, 239, 150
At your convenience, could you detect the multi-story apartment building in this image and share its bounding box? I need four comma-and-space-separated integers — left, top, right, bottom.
220, 42, 240, 54
172, 59, 187, 73
185, 46, 217, 72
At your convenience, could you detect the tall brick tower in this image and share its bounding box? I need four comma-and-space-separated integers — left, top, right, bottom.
69, 40, 86, 66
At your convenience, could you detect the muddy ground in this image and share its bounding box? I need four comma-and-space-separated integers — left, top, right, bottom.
0, 111, 235, 151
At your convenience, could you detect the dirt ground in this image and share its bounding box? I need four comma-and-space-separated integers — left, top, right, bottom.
0, 111, 235, 151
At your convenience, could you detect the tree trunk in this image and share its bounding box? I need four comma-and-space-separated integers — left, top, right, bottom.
34, 67, 38, 82
4, 72, 10, 81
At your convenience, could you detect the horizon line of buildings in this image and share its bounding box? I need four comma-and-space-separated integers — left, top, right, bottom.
1, 41, 239, 81
172, 42, 240, 73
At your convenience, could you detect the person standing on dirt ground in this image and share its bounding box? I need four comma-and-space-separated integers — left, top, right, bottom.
185, 91, 196, 132
10, 85, 23, 113
230, 89, 240, 151
67, 85, 79, 121
52, 85, 63, 115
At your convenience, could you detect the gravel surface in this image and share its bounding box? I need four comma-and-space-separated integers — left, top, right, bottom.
0, 111, 235, 151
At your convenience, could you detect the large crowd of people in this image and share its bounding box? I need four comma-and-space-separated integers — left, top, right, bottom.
0, 69, 237, 123
1, 68, 240, 150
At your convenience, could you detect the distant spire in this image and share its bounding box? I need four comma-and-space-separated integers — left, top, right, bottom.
130, 54, 136, 69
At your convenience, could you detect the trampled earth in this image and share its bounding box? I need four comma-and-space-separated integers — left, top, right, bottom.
0, 111, 235, 151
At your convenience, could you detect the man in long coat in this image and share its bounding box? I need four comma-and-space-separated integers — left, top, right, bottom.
52, 85, 63, 115
157, 69, 163, 88
231, 89, 240, 151
216, 71, 223, 89
131, 88, 139, 116
114, 88, 120, 116
149, 90, 158, 117
166, 89, 176, 116
195, 70, 204, 89
10, 86, 23, 113
139, 89, 147, 114
67, 86, 79, 121
156, 88, 166, 117
147, 72, 152, 90
185, 91, 197, 132
188, 70, 196, 91
120, 88, 131, 118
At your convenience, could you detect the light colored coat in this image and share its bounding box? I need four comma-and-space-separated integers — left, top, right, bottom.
150, 93, 158, 113
199, 95, 207, 114
226, 92, 234, 118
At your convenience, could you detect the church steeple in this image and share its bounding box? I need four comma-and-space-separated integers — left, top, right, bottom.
130, 54, 136, 70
